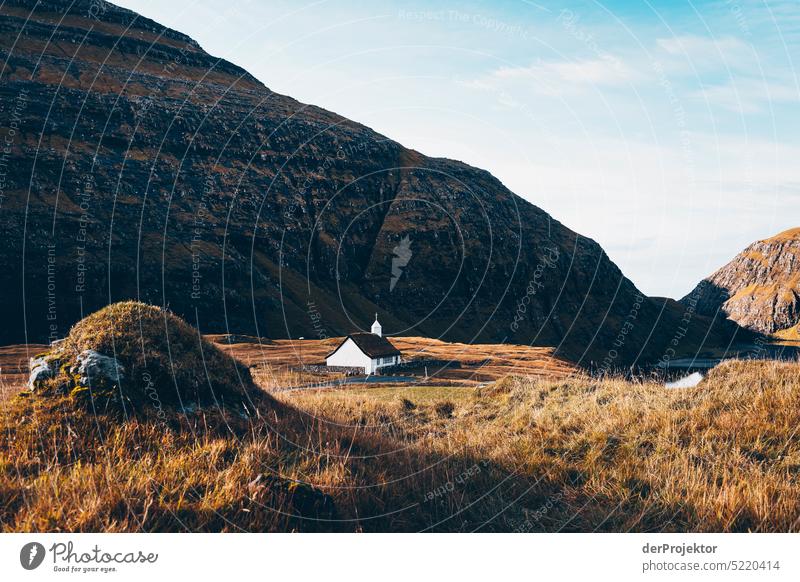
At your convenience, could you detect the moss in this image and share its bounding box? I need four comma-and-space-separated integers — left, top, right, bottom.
68, 385, 91, 400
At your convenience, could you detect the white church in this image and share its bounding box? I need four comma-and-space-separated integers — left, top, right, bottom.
325, 315, 401, 374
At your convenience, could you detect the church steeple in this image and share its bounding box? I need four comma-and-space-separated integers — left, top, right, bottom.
371, 313, 382, 337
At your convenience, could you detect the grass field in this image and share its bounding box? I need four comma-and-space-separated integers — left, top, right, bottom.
209, 334, 578, 388
1, 355, 798, 532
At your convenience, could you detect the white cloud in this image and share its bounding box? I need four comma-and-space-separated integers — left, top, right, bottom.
657, 35, 747, 55
694, 77, 799, 113
654, 34, 798, 113
656, 35, 758, 72
489, 55, 638, 93
478, 131, 800, 297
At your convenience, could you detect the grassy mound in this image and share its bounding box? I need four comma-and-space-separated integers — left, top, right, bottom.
32, 301, 261, 414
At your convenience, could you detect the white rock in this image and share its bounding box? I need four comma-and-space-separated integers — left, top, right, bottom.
28, 356, 58, 390
76, 350, 125, 386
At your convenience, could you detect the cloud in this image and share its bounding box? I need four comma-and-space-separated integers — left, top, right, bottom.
657, 35, 748, 56
694, 77, 799, 113
654, 34, 797, 113
476, 55, 638, 97
496, 55, 635, 85
656, 35, 754, 71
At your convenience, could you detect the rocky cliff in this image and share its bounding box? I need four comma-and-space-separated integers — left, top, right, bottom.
681, 228, 800, 335
0, 0, 745, 365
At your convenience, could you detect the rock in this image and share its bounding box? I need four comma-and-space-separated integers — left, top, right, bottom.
682, 228, 800, 334
28, 355, 59, 390
76, 350, 125, 387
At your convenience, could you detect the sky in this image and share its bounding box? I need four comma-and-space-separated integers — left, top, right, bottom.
113, 0, 800, 298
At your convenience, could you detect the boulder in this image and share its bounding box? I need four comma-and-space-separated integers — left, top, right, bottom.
76, 350, 125, 387
28, 355, 59, 390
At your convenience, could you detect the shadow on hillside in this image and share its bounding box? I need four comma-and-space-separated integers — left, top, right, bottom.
2, 378, 773, 533
192, 393, 721, 533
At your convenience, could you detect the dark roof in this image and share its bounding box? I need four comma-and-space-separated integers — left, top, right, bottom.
326, 333, 401, 359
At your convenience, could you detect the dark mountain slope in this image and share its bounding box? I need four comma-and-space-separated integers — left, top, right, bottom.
0, 0, 744, 365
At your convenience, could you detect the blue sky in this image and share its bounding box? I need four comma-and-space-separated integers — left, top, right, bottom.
114, 0, 800, 298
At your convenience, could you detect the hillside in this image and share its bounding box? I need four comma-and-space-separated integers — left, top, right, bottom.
681, 228, 800, 334
0, 0, 744, 365
2, 358, 799, 532
774, 324, 800, 342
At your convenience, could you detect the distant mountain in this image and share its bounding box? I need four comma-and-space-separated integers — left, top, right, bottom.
681, 228, 800, 334
0, 0, 744, 365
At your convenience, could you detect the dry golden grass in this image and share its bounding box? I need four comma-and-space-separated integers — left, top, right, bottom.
210, 334, 578, 387
250, 363, 345, 392
774, 324, 800, 342
764, 227, 800, 243
2, 356, 799, 532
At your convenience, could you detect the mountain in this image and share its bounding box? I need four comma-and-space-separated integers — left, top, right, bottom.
681, 228, 800, 335
0, 0, 744, 365
775, 324, 800, 341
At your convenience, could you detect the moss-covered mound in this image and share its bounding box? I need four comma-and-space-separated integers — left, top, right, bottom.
31, 301, 262, 414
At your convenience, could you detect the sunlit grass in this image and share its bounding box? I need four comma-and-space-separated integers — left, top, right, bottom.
1, 360, 798, 532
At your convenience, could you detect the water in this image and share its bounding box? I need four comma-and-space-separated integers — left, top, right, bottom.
665, 371, 704, 389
